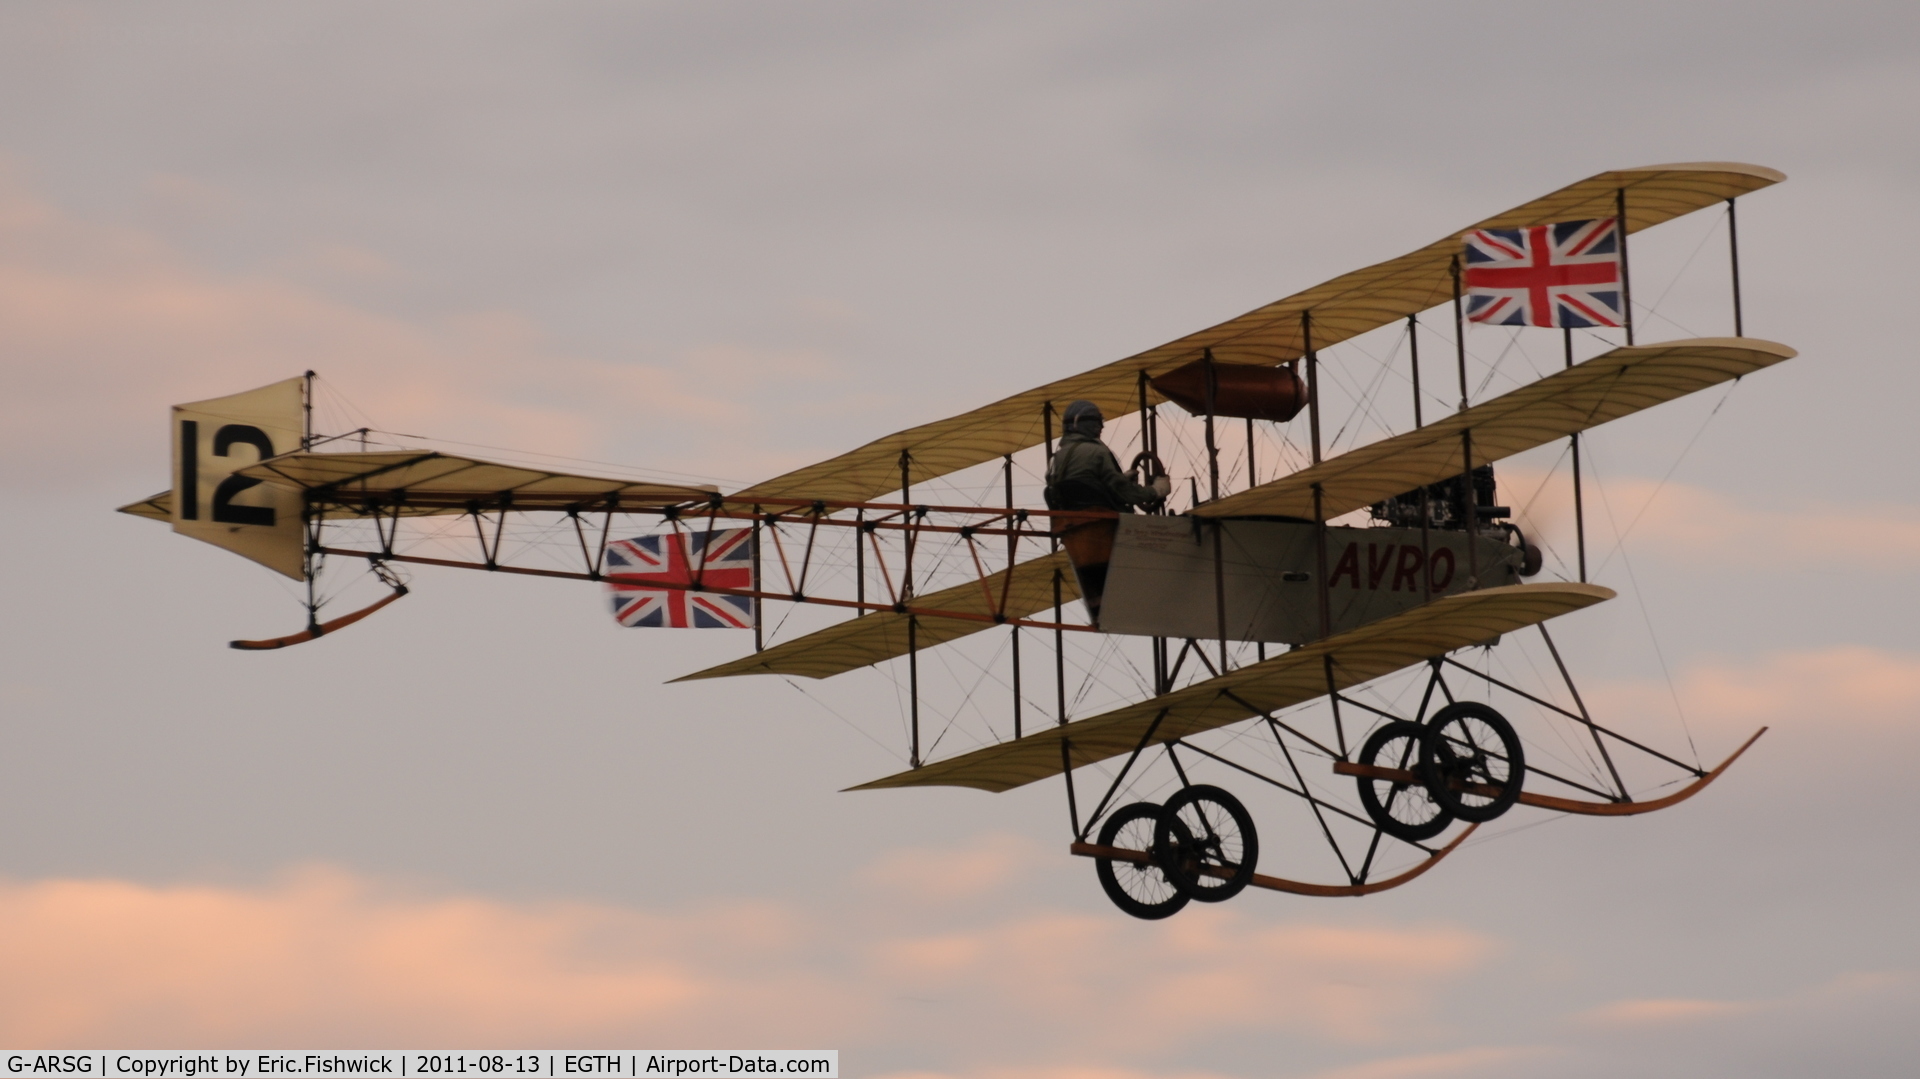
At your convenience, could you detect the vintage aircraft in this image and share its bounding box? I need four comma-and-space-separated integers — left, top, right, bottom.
121, 162, 1791, 918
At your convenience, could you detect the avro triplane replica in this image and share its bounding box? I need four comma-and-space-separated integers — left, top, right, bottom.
123, 163, 1792, 918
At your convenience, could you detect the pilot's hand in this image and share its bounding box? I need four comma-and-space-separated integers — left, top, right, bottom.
1150, 475, 1172, 499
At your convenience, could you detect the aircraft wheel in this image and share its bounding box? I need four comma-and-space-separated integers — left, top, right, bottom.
1421, 702, 1525, 823
1095, 802, 1192, 920
1356, 721, 1454, 841
1156, 784, 1259, 902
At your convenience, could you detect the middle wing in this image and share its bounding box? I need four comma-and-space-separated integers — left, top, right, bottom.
1196, 337, 1795, 520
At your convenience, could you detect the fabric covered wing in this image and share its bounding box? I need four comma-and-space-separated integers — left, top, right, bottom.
848, 582, 1613, 793
675, 550, 1079, 681
734, 164, 1783, 505
1195, 337, 1795, 521
233, 450, 717, 515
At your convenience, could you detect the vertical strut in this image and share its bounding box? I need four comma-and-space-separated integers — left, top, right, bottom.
1617, 188, 1634, 346
1054, 568, 1066, 726
301, 370, 315, 450
1245, 417, 1256, 490
1566, 330, 1587, 582
900, 451, 916, 602
1462, 428, 1479, 589
1304, 312, 1322, 466
908, 615, 921, 768
1202, 348, 1220, 501
1313, 484, 1331, 640
1727, 197, 1744, 337
751, 511, 764, 652
1205, 339, 1227, 669
1006, 453, 1022, 740
1307, 312, 1329, 644
1407, 314, 1423, 429
1213, 520, 1229, 673
1449, 257, 1469, 412
854, 507, 866, 616
1451, 257, 1477, 590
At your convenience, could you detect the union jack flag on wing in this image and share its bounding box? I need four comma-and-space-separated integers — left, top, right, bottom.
604, 528, 756, 628
1463, 217, 1623, 328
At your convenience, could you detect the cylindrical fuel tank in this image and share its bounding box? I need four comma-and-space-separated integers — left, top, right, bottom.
1150, 359, 1309, 423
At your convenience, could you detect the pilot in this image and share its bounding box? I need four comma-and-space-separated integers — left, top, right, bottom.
1044, 400, 1171, 512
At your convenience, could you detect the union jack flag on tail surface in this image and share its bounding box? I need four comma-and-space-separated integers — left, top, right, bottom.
604, 528, 755, 628
1463, 218, 1623, 328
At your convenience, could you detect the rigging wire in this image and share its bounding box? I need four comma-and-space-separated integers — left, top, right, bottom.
1591, 380, 1741, 578
1582, 447, 1704, 769
782, 678, 906, 764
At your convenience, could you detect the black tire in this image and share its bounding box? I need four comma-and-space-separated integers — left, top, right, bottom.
1356, 721, 1454, 842
1155, 785, 1259, 902
1095, 802, 1192, 920
1420, 701, 1525, 823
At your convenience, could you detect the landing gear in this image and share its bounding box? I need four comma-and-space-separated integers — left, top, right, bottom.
1356, 721, 1454, 841
1093, 786, 1260, 918
1421, 701, 1525, 822
1095, 802, 1192, 920
1157, 785, 1259, 902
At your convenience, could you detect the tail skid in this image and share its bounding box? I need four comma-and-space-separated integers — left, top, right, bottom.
229, 586, 408, 650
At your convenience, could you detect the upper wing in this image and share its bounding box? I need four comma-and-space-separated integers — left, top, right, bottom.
233, 450, 718, 515
848, 581, 1613, 793
736, 163, 1784, 504
1196, 337, 1796, 520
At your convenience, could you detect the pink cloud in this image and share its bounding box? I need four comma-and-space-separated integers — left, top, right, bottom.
1572, 970, 1914, 1032
1497, 467, 1920, 574
865, 906, 1492, 1048
857, 832, 1040, 904
0, 852, 1494, 1057
1296, 1046, 1549, 1079
1587, 644, 1920, 738
0, 866, 847, 1048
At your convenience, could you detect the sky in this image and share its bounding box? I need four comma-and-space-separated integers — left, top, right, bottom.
2, 2, 1919, 1076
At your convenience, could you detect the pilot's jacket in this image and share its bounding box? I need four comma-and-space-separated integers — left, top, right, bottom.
1045, 432, 1159, 513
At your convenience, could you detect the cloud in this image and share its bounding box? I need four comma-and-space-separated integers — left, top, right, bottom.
1297, 1047, 1550, 1079
0, 171, 845, 493
1587, 644, 1920, 738
1574, 997, 1755, 1028
0, 866, 844, 1048
865, 906, 1492, 1049
0, 853, 1494, 1058
1497, 468, 1920, 576
857, 832, 1039, 904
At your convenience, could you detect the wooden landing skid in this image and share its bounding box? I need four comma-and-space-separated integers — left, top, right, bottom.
229, 588, 408, 650
1332, 726, 1767, 816
1070, 823, 1477, 899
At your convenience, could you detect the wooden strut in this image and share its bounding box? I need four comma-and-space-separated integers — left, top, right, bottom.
229, 586, 408, 650
1332, 726, 1767, 817
1069, 822, 1478, 899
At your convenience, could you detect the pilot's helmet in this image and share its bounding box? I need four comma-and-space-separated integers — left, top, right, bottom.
1063, 399, 1104, 438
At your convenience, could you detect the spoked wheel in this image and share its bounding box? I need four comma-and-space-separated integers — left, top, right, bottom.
1420, 701, 1525, 822
1356, 721, 1454, 841
1155, 785, 1259, 902
1095, 802, 1192, 920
